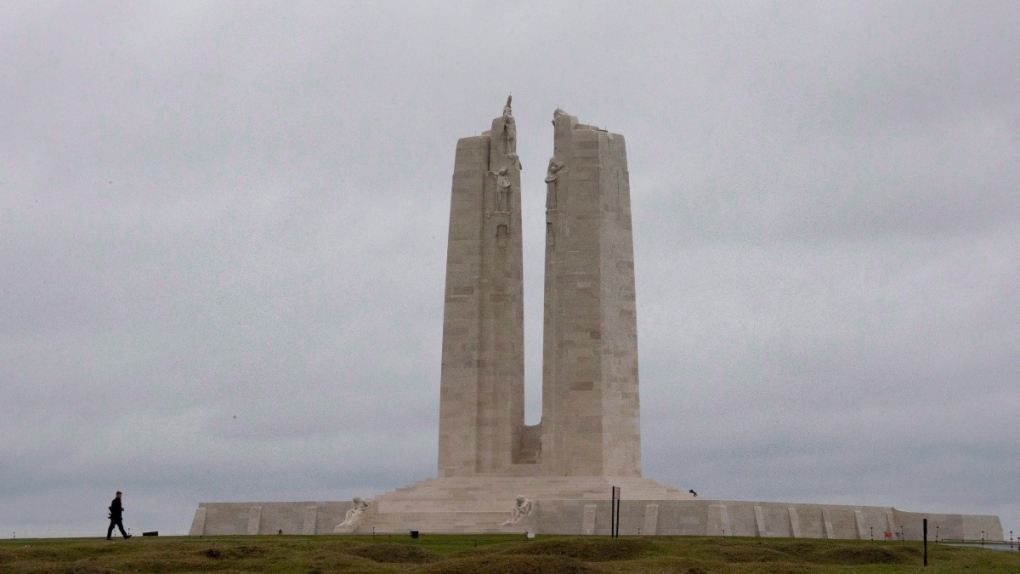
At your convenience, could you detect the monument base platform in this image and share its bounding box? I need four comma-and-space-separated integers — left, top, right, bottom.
188, 476, 1003, 541
362, 475, 693, 534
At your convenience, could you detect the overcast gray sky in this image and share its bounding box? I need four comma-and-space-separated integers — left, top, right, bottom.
2, 1, 1018, 538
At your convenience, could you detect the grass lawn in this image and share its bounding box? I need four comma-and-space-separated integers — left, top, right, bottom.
1, 533, 1017, 573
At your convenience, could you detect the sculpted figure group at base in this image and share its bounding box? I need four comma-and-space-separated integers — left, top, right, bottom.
337, 497, 369, 527
501, 495, 533, 526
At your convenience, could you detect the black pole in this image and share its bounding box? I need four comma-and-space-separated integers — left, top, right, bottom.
923, 518, 928, 567
610, 487, 615, 538
615, 497, 621, 538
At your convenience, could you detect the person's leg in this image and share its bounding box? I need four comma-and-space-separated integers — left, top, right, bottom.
107, 520, 115, 539
117, 519, 129, 538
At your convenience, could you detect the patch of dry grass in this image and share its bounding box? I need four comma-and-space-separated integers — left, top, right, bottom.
347, 543, 441, 564
412, 554, 600, 574
498, 537, 650, 562
1, 534, 1017, 573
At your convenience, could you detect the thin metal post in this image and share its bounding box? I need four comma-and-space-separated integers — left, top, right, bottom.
923, 518, 928, 567
615, 497, 621, 538
610, 487, 615, 538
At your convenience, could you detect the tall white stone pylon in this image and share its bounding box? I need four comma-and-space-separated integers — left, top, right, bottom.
541, 111, 640, 477
438, 99, 526, 477
438, 102, 640, 478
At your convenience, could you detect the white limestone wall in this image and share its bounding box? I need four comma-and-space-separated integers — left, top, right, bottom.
476, 115, 526, 475
539, 112, 577, 475
592, 129, 641, 478
542, 120, 641, 477
531, 500, 1004, 541
189, 501, 354, 536
438, 109, 528, 478
437, 135, 488, 478
191, 498, 1002, 540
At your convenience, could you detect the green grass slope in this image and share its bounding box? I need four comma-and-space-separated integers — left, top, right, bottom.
1, 534, 1017, 573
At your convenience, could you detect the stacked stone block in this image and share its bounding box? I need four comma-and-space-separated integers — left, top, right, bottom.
542, 114, 640, 477
437, 108, 526, 477
189, 497, 1003, 540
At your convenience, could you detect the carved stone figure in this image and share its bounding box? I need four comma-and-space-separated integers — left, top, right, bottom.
552, 107, 567, 122
502, 95, 516, 155
507, 151, 522, 171
492, 167, 510, 213
544, 158, 566, 210
501, 495, 533, 526
338, 497, 369, 527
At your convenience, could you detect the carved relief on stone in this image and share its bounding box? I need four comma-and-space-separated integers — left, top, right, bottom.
337, 497, 369, 527
488, 166, 511, 214
546, 221, 555, 248
502, 95, 516, 155
501, 495, 533, 526
544, 158, 566, 210
507, 151, 522, 171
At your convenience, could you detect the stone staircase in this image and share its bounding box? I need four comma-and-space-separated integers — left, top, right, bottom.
366, 511, 519, 534
352, 475, 694, 534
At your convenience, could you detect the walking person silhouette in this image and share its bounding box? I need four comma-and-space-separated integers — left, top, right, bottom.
107, 491, 131, 540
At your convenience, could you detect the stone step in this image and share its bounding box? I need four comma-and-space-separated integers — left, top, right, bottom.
367, 511, 524, 534
374, 476, 694, 503
377, 499, 512, 513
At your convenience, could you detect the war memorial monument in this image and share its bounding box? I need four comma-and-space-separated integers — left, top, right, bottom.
189, 100, 1003, 541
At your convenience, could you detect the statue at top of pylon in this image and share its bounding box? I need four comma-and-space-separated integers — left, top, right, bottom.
502, 95, 516, 155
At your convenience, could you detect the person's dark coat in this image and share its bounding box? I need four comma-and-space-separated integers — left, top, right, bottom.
109, 497, 123, 519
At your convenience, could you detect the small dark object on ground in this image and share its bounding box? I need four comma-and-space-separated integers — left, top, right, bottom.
411, 530, 419, 539
142, 531, 157, 537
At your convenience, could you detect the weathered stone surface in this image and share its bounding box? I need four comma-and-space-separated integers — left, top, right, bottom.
541, 113, 639, 477
437, 101, 526, 478
437, 106, 641, 479
191, 494, 1003, 540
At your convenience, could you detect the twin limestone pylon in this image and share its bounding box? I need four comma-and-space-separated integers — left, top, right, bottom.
438, 100, 641, 478
187, 99, 1004, 539
328, 99, 692, 535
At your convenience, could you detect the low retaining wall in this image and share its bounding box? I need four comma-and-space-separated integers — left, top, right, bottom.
189, 499, 1003, 541
189, 501, 354, 536
530, 499, 1002, 541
